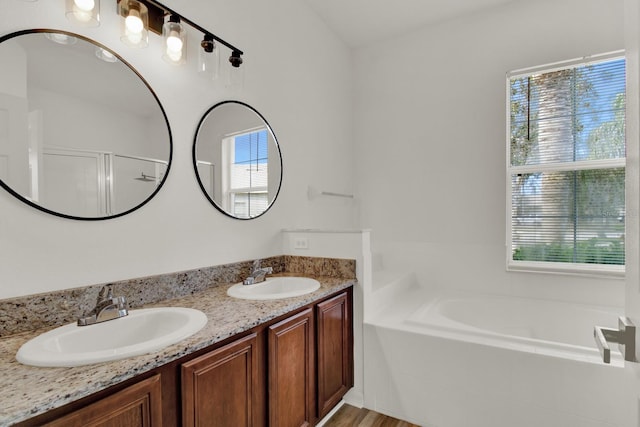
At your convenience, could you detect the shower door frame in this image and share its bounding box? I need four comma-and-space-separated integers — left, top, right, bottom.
41, 147, 168, 217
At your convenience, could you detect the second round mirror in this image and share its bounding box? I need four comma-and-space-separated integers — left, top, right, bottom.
193, 101, 282, 219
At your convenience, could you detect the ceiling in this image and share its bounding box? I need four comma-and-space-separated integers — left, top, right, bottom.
301, 0, 518, 48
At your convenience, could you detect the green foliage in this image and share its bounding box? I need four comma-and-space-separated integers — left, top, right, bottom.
512, 238, 624, 265
586, 93, 625, 159
575, 168, 625, 221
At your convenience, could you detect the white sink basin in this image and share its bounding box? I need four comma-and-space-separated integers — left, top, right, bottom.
16, 307, 208, 367
227, 277, 321, 300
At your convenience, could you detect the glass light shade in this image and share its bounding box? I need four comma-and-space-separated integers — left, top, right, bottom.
162, 18, 186, 65
226, 55, 245, 91
118, 0, 149, 48
198, 38, 219, 80
65, 0, 100, 27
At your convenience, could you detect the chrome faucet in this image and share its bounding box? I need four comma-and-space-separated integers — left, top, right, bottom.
243, 260, 273, 285
77, 285, 128, 326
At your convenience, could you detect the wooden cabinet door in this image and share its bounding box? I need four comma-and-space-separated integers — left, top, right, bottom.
44, 374, 162, 427
268, 308, 314, 427
182, 333, 260, 427
316, 292, 353, 419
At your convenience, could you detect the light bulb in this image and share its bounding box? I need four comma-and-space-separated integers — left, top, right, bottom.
74, 0, 95, 11
166, 31, 183, 53
125, 9, 144, 34
95, 47, 118, 63
100, 49, 115, 61
73, 8, 93, 22
166, 47, 183, 62
125, 29, 143, 45
44, 33, 78, 45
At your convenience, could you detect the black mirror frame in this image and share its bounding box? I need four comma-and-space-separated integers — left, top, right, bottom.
192, 100, 283, 220
0, 29, 173, 221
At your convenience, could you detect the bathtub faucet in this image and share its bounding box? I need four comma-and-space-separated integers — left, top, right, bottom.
77, 285, 128, 326
594, 316, 636, 364
243, 260, 273, 285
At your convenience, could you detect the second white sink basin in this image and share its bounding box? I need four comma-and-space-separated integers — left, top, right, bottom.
227, 277, 321, 300
16, 307, 208, 367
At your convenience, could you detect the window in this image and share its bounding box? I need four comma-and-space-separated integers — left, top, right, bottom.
507, 53, 626, 276
222, 128, 269, 218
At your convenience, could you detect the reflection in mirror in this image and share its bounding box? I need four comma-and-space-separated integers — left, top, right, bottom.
193, 101, 282, 219
0, 30, 172, 220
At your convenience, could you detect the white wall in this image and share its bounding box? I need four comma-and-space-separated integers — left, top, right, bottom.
0, 0, 355, 299
29, 86, 166, 159
0, 40, 26, 98
353, 0, 627, 307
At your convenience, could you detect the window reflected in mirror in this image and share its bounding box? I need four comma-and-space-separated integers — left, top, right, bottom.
193, 101, 282, 219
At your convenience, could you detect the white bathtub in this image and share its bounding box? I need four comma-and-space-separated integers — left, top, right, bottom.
364, 273, 628, 427
406, 292, 624, 364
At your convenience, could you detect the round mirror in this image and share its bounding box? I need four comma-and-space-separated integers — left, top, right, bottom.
0, 30, 172, 220
193, 101, 282, 219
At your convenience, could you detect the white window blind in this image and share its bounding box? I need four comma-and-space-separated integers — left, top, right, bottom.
507, 53, 626, 275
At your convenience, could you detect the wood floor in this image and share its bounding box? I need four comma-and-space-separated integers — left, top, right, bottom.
323, 404, 421, 427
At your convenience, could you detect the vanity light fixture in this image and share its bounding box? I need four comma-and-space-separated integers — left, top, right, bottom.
65, 0, 100, 27
115, 0, 244, 73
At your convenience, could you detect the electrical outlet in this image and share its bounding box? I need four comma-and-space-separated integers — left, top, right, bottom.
293, 237, 309, 249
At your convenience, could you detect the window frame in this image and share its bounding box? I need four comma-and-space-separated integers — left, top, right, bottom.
505, 51, 626, 278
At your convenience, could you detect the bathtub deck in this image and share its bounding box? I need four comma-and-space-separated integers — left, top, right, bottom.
324, 404, 421, 427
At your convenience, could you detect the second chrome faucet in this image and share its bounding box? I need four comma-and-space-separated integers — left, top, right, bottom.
243, 260, 273, 285
77, 285, 128, 326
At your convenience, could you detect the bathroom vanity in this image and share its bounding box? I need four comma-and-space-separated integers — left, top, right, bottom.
4, 272, 353, 427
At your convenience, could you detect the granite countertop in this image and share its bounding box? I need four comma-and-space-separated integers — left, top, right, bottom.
0, 275, 355, 426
